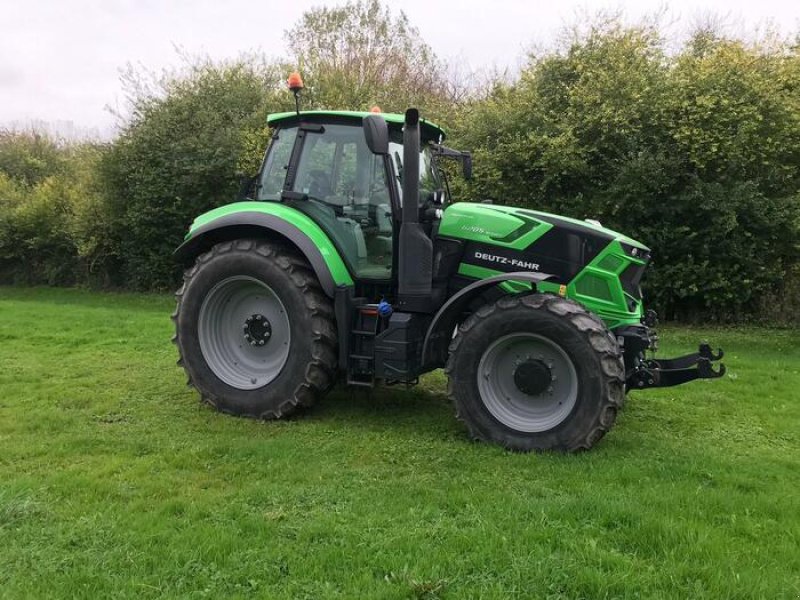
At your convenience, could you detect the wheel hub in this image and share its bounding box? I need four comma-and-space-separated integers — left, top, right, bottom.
198, 276, 290, 390
477, 332, 578, 433
513, 359, 552, 396
243, 313, 272, 347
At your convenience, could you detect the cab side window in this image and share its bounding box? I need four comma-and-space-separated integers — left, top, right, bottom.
291, 124, 394, 280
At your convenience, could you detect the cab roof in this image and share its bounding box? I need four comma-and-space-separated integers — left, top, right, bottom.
266, 110, 446, 141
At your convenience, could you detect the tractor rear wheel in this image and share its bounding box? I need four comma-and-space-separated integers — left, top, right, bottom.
445, 293, 624, 452
173, 239, 337, 418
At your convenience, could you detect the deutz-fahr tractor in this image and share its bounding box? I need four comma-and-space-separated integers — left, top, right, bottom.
172, 77, 724, 452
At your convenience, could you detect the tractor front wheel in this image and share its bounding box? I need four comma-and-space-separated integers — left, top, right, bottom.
445, 293, 624, 452
173, 239, 337, 418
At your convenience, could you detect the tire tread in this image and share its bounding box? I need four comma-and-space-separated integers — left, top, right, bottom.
172, 239, 337, 418
445, 293, 624, 452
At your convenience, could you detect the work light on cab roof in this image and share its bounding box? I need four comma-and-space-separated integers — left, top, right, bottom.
287, 71, 304, 115
171, 76, 726, 454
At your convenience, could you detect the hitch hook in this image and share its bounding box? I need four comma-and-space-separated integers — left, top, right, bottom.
699, 342, 724, 362
697, 357, 726, 379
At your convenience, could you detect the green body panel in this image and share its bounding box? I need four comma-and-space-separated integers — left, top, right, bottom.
186, 201, 354, 286
439, 203, 554, 250
439, 203, 649, 251
267, 110, 445, 140
540, 239, 646, 330
443, 202, 648, 329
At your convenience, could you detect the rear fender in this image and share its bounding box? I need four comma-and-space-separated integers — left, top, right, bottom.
421, 271, 553, 369
174, 209, 354, 297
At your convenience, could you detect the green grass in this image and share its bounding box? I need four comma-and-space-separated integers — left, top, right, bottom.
1, 286, 798, 599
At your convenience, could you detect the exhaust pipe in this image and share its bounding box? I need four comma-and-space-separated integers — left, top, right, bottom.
397, 108, 433, 310
402, 109, 420, 224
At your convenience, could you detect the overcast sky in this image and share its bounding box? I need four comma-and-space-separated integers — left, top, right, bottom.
1, 0, 798, 138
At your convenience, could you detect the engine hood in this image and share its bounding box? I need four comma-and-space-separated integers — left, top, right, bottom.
438, 203, 649, 252
438, 202, 650, 284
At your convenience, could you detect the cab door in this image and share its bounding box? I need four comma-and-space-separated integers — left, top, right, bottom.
285, 123, 396, 281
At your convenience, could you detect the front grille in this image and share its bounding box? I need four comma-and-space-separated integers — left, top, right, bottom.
619, 262, 646, 299
575, 274, 614, 302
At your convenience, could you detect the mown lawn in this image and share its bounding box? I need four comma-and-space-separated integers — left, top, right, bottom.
0, 286, 798, 599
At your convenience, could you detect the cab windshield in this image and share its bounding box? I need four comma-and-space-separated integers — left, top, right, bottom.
256, 126, 297, 201
388, 139, 445, 205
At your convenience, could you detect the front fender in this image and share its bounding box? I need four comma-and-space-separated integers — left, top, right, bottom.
175, 202, 354, 297
421, 271, 553, 369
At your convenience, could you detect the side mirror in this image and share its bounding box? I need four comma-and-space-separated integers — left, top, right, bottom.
462, 152, 473, 180
363, 114, 389, 155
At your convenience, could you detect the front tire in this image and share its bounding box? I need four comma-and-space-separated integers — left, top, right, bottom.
173, 239, 337, 418
445, 293, 624, 452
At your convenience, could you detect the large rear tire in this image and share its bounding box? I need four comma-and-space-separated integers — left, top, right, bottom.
445, 293, 624, 452
173, 239, 337, 418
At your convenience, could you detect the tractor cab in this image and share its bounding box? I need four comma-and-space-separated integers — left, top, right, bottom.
256, 110, 462, 295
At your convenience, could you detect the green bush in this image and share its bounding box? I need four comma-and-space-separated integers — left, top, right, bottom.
98, 60, 291, 289
0, 134, 112, 286
0, 172, 79, 285
455, 22, 800, 320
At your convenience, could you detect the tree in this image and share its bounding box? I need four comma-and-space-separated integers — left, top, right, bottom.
0, 130, 66, 187
285, 0, 456, 121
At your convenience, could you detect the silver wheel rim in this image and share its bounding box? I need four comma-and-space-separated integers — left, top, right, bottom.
477, 332, 578, 433
198, 276, 291, 390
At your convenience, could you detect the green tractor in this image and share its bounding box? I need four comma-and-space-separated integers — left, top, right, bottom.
173, 97, 724, 452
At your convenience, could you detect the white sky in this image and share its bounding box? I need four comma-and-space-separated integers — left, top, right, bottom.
1, 0, 798, 138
